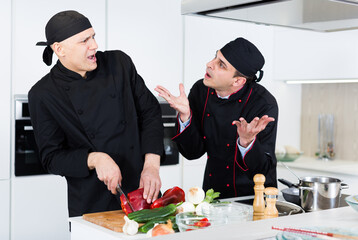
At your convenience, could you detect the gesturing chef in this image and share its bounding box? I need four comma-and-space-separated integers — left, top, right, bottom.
28, 10, 164, 217
155, 37, 278, 198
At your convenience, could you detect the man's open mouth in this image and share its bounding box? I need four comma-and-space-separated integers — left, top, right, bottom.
88, 54, 96, 61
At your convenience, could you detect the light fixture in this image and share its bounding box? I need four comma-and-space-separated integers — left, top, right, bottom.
285, 79, 358, 84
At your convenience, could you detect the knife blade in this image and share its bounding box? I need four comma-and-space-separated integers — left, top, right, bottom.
116, 184, 135, 212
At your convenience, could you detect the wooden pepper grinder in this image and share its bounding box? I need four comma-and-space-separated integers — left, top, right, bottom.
253, 174, 265, 221
264, 187, 279, 219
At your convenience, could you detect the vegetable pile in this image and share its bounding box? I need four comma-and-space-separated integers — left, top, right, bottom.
120, 186, 220, 237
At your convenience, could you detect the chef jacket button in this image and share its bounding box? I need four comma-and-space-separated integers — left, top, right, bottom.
211, 92, 214, 95
226, 184, 230, 187
226, 143, 230, 147
89, 134, 95, 139
64, 86, 70, 91
238, 99, 242, 103
226, 165, 229, 169
77, 109, 83, 115
209, 173, 212, 177
207, 113, 210, 117
110, 93, 116, 98
203, 136, 206, 139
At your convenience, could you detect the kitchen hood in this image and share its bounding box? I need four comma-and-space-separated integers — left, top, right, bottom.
181, 0, 358, 32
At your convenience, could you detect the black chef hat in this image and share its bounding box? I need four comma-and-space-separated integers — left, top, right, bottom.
220, 37, 265, 82
36, 10, 92, 66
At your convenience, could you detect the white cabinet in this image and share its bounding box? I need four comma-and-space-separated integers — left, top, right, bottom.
0, 180, 10, 240
12, 0, 106, 95
159, 164, 183, 192
273, 27, 358, 81
0, 0, 11, 180
107, 0, 183, 95
11, 175, 69, 240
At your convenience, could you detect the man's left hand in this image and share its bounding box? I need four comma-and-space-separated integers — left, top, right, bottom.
232, 115, 275, 148
140, 153, 161, 204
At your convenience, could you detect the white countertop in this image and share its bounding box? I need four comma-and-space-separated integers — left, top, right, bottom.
69, 198, 358, 240
278, 156, 358, 176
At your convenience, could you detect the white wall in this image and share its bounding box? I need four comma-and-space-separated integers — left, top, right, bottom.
12, 0, 106, 95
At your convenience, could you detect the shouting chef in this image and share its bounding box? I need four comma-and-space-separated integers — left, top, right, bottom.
28, 10, 164, 217
156, 37, 278, 198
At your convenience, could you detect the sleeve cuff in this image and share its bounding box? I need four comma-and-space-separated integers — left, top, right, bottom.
237, 137, 255, 157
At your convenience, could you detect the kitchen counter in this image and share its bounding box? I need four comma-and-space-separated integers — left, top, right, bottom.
279, 156, 358, 176
69, 199, 358, 240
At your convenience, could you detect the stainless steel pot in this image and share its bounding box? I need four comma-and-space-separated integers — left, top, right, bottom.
299, 176, 349, 212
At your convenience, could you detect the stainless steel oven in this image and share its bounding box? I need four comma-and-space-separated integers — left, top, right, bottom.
14, 95, 47, 176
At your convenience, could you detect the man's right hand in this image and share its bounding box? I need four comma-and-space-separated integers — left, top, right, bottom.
155, 84, 191, 122
87, 152, 122, 194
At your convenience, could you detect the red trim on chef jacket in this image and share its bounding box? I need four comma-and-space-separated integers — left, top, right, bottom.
201, 88, 210, 129
232, 88, 253, 197
215, 85, 244, 99
243, 88, 252, 109
171, 109, 193, 140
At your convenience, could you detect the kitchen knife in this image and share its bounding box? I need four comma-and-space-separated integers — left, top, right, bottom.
116, 184, 135, 212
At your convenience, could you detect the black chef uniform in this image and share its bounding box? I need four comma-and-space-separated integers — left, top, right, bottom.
172, 79, 278, 198
28, 50, 164, 217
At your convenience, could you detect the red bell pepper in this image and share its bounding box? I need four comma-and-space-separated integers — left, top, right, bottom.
120, 188, 151, 215
186, 218, 211, 231
150, 186, 185, 209
193, 218, 211, 228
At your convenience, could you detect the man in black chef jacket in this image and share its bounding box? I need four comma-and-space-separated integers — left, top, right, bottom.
156, 37, 278, 198
28, 10, 164, 217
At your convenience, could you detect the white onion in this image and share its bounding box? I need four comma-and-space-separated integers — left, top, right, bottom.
187, 186, 205, 205
195, 202, 211, 215
177, 201, 195, 213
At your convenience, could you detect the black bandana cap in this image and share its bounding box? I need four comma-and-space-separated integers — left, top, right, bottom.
220, 37, 265, 82
36, 10, 92, 66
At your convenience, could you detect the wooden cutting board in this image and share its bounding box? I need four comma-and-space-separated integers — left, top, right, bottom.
83, 210, 141, 232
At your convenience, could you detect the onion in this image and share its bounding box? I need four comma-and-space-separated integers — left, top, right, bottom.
176, 201, 195, 213
187, 186, 205, 205
195, 201, 211, 215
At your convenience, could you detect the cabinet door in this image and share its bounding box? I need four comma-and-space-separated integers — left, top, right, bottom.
0, 0, 10, 180
11, 175, 69, 240
107, 0, 183, 95
274, 28, 358, 81
0, 180, 10, 240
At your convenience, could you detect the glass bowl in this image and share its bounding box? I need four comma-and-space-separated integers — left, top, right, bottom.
345, 195, 358, 212
202, 203, 253, 224
175, 211, 226, 232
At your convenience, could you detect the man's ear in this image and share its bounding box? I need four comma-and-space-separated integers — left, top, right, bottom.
52, 42, 65, 57
233, 76, 246, 87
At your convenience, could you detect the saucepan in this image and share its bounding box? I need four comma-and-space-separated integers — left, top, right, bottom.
278, 161, 349, 211
279, 177, 349, 211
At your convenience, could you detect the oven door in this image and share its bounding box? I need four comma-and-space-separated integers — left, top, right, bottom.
15, 119, 47, 176
161, 122, 179, 166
